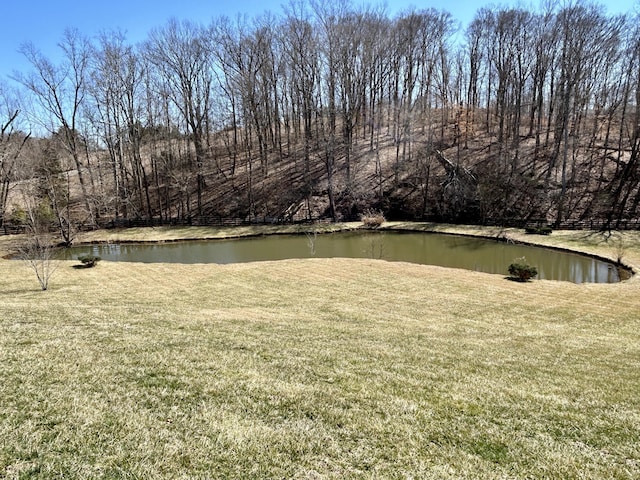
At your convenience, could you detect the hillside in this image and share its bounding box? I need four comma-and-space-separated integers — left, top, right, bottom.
2, 100, 639, 237
176, 107, 638, 227
1, 2, 639, 233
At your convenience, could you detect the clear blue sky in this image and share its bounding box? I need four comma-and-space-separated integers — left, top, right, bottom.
0, 0, 636, 80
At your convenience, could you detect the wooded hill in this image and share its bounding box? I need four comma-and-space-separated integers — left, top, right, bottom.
1, 1, 639, 236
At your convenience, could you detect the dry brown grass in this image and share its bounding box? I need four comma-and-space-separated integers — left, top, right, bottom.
1, 224, 639, 478
360, 210, 386, 228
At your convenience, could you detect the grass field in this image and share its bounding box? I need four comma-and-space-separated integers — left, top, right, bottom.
1, 224, 639, 478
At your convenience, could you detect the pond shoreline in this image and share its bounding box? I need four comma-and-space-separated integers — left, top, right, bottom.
380, 224, 635, 281
69, 222, 635, 282
2, 222, 636, 281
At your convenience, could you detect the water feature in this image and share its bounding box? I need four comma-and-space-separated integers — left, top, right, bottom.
60, 231, 622, 283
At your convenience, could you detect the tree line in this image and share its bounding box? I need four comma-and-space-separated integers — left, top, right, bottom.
1, 0, 639, 238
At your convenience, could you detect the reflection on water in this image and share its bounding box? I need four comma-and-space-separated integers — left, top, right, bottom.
61, 231, 621, 283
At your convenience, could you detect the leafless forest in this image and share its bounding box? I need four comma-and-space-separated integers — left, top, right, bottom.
1, 1, 639, 239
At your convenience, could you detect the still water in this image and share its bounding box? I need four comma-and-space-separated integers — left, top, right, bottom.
61, 231, 621, 283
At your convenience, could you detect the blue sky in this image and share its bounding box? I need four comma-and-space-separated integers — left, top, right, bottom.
0, 0, 637, 80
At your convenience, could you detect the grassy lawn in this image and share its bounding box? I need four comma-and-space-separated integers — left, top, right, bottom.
1, 225, 639, 478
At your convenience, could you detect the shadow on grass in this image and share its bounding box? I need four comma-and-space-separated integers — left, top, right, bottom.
505, 276, 536, 283
386, 222, 438, 232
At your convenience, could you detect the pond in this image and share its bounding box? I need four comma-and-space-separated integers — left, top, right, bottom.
61, 231, 623, 283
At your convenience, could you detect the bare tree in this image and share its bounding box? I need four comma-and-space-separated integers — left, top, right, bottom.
15, 170, 60, 291
17, 231, 58, 291
603, 12, 640, 228
0, 82, 30, 228
280, 6, 321, 217
14, 28, 96, 224
90, 30, 154, 220
145, 19, 213, 217
550, 5, 625, 225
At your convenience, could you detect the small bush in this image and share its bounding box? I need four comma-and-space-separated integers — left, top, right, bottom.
8, 205, 28, 226
77, 254, 101, 268
508, 262, 538, 282
361, 210, 385, 228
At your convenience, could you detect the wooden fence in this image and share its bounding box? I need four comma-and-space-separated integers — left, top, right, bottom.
2, 216, 640, 236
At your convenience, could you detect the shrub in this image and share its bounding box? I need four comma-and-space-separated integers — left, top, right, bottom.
508, 262, 538, 282
77, 254, 101, 268
8, 205, 28, 226
361, 210, 385, 228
